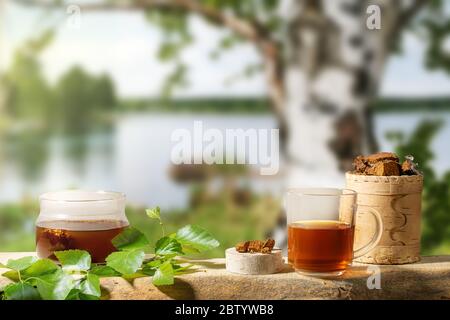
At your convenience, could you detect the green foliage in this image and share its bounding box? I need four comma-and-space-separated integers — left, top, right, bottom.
146, 206, 166, 236
111, 227, 150, 251
146, 206, 161, 219
117, 97, 450, 114
21, 259, 59, 278
35, 269, 74, 300
3, 256, 38, 271
105, 249, 146, 275
0, 256, 79, 300
415, 0, 450, 73
92, 74, 117, 111
0, 208, 220, 300
54, 250, 91, 272
387, 120, 450, 254
155, 236, 183, 256
3, 43, 54, 122
104, 208, 220, 283
25, 29, 55, 53
1, 29, 117, 136
142, 0, 283, 97
145, 8, 191, 96
118, 97, 272, 113
89, 265, 121, 277
55, 66, 117, 134
79, 273, 101, 297
152, 260, 174, 286
3, 282, 41, 300
161, 63, 189, 97
174, 225, 220, 253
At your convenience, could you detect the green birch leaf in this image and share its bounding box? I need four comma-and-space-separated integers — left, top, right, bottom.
175, 225, 220, 253
152, 260, 174, 286
155, 237, 183, 256
2, 270, 20, 282
106, 249, 145, 275
36, 270, 75, 300
5, 256, 38, 271
66, 289, 81, 300
22, 259, 59, 278
79, 273, 101, 297
112, 227, 149, 251
89, 265, 121, 277
54, 250, 91, 272
3, 282, 41, 300
146, 259, 163, 268
146, 207, 161, 219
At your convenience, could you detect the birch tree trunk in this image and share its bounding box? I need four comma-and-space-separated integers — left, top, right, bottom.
269, 0, 425, 248
280, 0, 404, 188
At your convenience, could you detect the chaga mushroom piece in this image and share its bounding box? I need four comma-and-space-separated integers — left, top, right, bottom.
44, 229, 73, 248
235, 241, 249, 253
365, 152, 399, 164
366, 160, 400, 176
352, 155, 368, 174
401, 155, 421, 176
261, 239, 275, 254
247, 240, 263, 253
401, 160, 414, 175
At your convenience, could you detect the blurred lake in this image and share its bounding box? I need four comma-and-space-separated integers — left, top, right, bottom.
0, 111, 449, 209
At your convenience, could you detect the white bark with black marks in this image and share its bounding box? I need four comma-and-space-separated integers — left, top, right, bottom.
279, 0, 422, 189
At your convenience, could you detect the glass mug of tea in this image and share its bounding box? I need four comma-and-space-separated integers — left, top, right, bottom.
36, 190, 129, 263
286, 188, 383, 276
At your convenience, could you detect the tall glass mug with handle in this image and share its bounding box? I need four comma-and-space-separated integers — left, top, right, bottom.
286, 188, 383, 277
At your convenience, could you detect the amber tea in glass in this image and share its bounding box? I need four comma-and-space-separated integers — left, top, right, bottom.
36, 220, 127, 263
36, 191, 129, 263
286, 188, 382, 276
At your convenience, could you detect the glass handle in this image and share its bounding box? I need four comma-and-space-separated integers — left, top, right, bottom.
353, 207, 383, 259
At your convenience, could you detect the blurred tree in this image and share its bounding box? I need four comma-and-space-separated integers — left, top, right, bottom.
56, 66, 117, 171
13, 0, 449, 185
1, 31, 55, 182
91, 73, 117, 112
3, 30, 54, 126
56, 66, 116, 133
56, 66, 95, 133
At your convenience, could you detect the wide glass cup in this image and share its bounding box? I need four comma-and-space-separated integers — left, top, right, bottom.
36, 190, 129, 263
286, 188, 382, 277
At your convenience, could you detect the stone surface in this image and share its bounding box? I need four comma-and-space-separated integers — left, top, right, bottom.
1, 252, 450, 300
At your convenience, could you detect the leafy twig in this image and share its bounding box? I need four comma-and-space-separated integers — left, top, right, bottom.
0, 206, 220, 300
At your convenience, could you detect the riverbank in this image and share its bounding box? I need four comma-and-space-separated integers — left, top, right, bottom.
118, 96, 450, 114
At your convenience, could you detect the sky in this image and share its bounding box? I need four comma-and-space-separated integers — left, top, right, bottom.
2, 1, 450, 98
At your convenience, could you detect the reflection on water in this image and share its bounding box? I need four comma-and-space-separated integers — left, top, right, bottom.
4, 131, 50, 182
0, 111, 449, 208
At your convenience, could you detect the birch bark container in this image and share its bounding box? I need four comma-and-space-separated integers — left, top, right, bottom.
345, 172, 423, 264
